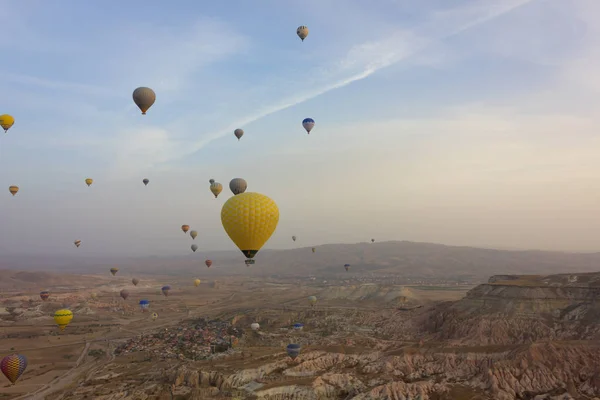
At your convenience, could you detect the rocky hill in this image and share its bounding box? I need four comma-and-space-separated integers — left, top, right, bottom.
48, 272, 600, 399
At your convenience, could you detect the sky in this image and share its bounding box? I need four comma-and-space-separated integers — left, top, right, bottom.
0, 0, 599, 257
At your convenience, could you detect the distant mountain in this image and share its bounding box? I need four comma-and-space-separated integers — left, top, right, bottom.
1, 241, 600, 282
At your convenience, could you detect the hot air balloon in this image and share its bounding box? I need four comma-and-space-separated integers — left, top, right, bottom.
293, 323, 304, 331
40, 291, 50, 301
312, 247, 316, 253
0, 354, 27, 384
344, 263, 350, 272
292, 236, 297, 242
234, 128, 244, 141
191, 244, 198, 252
161, 285, 171, 297
221, 192, 279, 263
85, 178, 93, 187
90, 292, 98, 300
143, 178, 149, 186
139, 299, 149, 312
0, 114, 15, 133
308, 296, 317, 307
132, 87, 156, 115
229, 178, 247, 195
110, 268, 119, 276
296, 26, 309, 42
205, 259, 212, 268
8, 186, 18, 196
181, 225, 190, 234
194, 278, 201, 287
74, 240, 81, 248
302, 118, 315, 134
371, 238, 375, 243
286, 343, 301, 360
209, 179, 223, 198
54, 309, 73, 331
132, 278, 139, 286
190, 230, 198, 240
120, 289, 129, 300
151, 312, 158, 321
250, 322, 260, 331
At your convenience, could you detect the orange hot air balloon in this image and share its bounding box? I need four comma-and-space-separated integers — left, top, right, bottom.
181, 225, 190, 234
205, 259, 212, 268
8, 186, 18, 196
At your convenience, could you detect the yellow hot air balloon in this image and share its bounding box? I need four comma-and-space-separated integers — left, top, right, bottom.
54, 309, 73, 331
8, 186, 18, 196
209, 179, 223, 198
194, 278, 201, 287
151, 312, 158, 321
85, 178, 93, 187
0, 114, 15, 133
221, 192, 279, 260
190, 230, 198, 240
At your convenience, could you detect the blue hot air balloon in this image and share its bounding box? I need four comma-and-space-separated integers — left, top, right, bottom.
139, 299, 150, 312
293, 323, 304, 331
161, 285, 171, 297
286, 344, 302, 360
302, 118, 315, 134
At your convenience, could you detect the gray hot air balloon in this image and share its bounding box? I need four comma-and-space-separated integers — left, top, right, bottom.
297, 26, 309, 42
234, 128, 244, 141
143, 178, 149, 186
191, 244, 198, 252
132, 87, 156, 115
229, 178, 247, 195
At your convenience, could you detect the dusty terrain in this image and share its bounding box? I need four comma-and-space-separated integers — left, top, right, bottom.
3, 243, 600, 398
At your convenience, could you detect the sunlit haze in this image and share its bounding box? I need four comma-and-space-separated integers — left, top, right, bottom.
1, 0, 598, 257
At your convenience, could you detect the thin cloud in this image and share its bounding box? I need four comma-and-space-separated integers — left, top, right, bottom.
137, 0, 539, 168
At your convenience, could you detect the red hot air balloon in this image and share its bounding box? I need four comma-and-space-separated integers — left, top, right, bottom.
205, 260, 213, 268
1, 354, 27, 384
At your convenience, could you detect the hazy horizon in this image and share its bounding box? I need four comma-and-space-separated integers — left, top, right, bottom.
2, 0, 600, 257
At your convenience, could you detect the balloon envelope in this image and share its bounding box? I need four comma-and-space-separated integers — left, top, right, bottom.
120, 289, 129, 300
110, 268, 119, 276
132, 87, 156, 115
221, 192, 279, 259
205, 259, 213, 268
234, 128, 244, 140
132, 278, 139, 286
190, 230, 198, 239
40, 291, 50, 301
302, 118, 315, 134
143, 178, 149, 186
210, 181, 223, 198
181, 225, 190, 233
8, 186, 18, 196
229, 178, 248, 195
0, 354, 27, 384
191, 244, 198, 252
0, 114, 15, 133
286, 344, 302, 360
54, 309, 73, 330
251, 322, 260, 331
296, 26, 309, 41
194, 279, 201, 287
